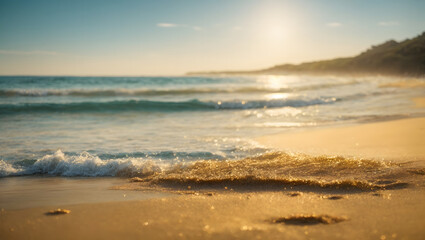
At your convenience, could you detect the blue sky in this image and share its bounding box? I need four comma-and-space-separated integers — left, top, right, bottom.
0, 0, 424, 75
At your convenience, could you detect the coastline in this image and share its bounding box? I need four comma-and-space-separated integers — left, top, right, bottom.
186, 71, 425, 80
1, 116, 425, 239
1, 2, 425, 239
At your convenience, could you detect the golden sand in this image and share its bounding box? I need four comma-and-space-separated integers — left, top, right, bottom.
413, 97, 425, 108
1, 189, 425, 240
2, 117, 425, 239
257, 117, 425, 161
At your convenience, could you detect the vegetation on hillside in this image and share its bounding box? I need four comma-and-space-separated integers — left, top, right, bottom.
188, 32, 425, 76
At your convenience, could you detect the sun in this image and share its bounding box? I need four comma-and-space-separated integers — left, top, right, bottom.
266, 25, 287, 40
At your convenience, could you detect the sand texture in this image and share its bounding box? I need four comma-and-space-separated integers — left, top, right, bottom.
1, 189, 425, 240
2, 117, 425, 239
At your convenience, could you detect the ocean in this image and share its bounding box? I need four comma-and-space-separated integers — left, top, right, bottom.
0, 75, 424, 178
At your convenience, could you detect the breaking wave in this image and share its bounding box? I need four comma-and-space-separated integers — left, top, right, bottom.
0, 97, 337, 114
0, 150, 161, 177
0, 81, 359, 97
0, 88, 285, 97
132, 152, 412, 191
2, 151, 418, 191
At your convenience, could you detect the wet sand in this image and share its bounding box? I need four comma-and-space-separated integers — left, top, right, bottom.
0, 177, 168, 210
257, 117, 425, 161
1, 117, 425, 239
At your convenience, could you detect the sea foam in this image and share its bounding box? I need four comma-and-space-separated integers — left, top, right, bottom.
1, 151, 419, 192
2, 150, 162, 177
0, 160, 22, 177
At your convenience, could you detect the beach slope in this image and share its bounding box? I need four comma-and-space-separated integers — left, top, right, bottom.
258, 117, 425, 161
1, 117, 425, 240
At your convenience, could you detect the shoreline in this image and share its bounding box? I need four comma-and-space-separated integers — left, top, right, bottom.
2, 116, 425, 239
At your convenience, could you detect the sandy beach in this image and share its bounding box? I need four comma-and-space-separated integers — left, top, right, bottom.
1, 1, 425, 239
257, 117, 425, 162
1, 188, 425, 240
2, 117, 425, 240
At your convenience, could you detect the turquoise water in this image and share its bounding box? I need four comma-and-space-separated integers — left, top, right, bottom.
0, 75, 424, 177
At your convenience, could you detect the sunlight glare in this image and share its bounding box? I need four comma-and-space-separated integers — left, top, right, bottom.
265, 93, 291, 100
260, 75, 289, 90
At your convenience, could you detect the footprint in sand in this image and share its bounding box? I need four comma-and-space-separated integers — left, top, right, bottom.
271, 214, 347, 225
324, 195, 345, 200
287, 192, 303, 197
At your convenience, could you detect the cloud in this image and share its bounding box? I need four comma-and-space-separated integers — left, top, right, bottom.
0, 50, 57, 55
157, 23, 178, 28
326, 22, 342, 28
378, 21, 400, 26
156, 23, 203, 31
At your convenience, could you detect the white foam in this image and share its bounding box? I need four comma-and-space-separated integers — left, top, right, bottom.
0, 160, 22, 177
1, 150, 163, 177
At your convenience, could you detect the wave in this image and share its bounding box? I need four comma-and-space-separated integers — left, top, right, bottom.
0, 81, 359, 97
0, 150, 161, 177
0, 160, 22, 177
0, 97, 337, 114
0, 76, 241, 87
1, 151, 416, 191
130, 152, 413, 191
0, 88, 284, 97
95, 151, 227, 161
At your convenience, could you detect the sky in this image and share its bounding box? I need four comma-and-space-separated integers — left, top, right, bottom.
0, 0, 424, 76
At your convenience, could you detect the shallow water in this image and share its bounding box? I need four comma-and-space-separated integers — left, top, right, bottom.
125, 152, 424, 193
1, 75, 424, 177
